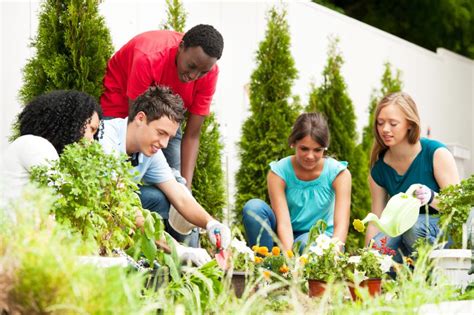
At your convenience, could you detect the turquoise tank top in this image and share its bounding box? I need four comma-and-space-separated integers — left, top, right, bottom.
269, 156, 348, 235
371, 138, 446, 214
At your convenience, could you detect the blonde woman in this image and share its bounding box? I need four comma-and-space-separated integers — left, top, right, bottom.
365, 92, 459, 262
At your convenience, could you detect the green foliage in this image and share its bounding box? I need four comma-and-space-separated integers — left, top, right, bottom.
438, 174, 474, 248
0, 187, 152, 314
161, 0, 187, 32
361, 62, 403, 154
30, 141, 144, 255
306, 38, 370, 251
19, 0, 113, 104
235, 7, 299, 226
191, 113, 227, 221
314, 0, 474, 59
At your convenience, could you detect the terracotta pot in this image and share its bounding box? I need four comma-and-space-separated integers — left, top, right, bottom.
308, 279, 326, 298
231, 271, 247, 298
348, 278, 382, 300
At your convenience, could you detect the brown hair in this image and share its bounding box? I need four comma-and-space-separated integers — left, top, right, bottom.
370, 92, 421, 167
288, 112, 330, 148
129, 85, 185, 124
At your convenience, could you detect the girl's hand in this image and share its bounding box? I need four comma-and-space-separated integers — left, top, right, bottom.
414, 185, 435, 206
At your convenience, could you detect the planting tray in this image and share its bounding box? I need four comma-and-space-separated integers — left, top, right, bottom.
429, 249, 474, 289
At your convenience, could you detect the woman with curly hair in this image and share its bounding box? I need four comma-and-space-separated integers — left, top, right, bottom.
2, 90, 101, 199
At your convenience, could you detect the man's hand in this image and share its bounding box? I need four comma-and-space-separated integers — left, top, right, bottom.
206, 220, 231, 249
175, 244, 211, 266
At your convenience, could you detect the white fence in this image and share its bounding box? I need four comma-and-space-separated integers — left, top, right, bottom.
1, 0, 473, 211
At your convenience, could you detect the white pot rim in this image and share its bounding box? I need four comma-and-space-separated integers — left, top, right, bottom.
429, 249, 472, 259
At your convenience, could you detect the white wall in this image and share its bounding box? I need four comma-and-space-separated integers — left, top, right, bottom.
1, 0, 473, 209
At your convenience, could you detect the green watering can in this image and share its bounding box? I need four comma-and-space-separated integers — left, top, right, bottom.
354, 184, 422, 237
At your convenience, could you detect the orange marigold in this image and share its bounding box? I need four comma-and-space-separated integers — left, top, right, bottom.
272, 246, 281, 256
254, 256, 263, 264
252, 245, 259, 252
257, 246, 269, 256
279, 265, 289, 273
285, 250, 294, 258
263, 270, 271, 280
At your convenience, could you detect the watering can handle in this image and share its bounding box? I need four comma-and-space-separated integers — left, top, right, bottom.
406, 184, 422, 197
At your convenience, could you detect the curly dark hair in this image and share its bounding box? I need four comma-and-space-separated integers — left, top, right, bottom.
18, 90, 102, 154
129, 85, 185, 124
182, 24, 224, 59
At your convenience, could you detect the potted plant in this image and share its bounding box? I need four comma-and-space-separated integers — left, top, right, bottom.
345, 238, 394, 300
301, 233, 345, 298
430, 175, 474, 290
228, 238, 255, 297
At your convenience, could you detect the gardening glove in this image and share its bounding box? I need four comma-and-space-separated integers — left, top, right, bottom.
175, 243, 211, 267
206, 220, 231, 250
413, 185, 435, 206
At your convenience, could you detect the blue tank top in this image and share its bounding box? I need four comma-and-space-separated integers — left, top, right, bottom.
371, 138, 446, 214
269, 156, 348, 235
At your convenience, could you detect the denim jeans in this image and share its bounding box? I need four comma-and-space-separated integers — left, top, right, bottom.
162, 125, 182, 171
242, 198, 310, 253
138, 184, 199, 247
372, 214, 443, 263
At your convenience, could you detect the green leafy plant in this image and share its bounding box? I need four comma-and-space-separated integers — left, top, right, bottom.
302, 233, 345, 282
30, 140, 163, 257
438, 174, 474, 248
234, 6, 300, 227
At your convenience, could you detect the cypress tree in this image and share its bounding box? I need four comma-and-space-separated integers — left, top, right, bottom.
306, 38, 369, 251
19, 0, 113, 103
162, 0, 226, 220
234, 7, 299, 225
361, 62, 403, 154
161, 0, 187, 32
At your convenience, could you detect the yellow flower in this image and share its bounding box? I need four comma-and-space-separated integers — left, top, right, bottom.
263, 270, 271, 280
285, 250, 294, 258
254, 256, 263, 264
257, 246, 269, 256
353, 219, 365, 233
279, 265, 289, 273
404, 257, 414, 266
299, 257, 308, 265
272, 246, 281, 256
252, 245, 259, 252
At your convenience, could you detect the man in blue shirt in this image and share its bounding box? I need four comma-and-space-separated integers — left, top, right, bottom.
99, 85, 230, 264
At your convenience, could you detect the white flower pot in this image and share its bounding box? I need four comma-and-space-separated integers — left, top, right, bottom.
429, 249, 474, 290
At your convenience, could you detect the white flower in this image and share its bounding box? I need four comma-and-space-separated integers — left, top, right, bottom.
231, 238, 254, 259
379, 255, 393, 273
316, 234, 331, 250
309, 244, 323, 256
348, 255, 361, 264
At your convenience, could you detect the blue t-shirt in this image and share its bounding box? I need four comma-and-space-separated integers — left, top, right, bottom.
269, 156, 348, 235
371, 138, 446, 214
99, 118, 174, 185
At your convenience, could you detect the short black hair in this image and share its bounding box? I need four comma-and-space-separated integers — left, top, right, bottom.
129, 85, 185, 124
18, 90, 102, 154
182, 24, 224, 59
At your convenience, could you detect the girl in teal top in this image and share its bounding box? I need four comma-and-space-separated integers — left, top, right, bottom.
242, 113, 351, 252
366, 92, 459, 262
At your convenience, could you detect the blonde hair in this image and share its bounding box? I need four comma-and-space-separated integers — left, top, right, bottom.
370, 92, 421, 167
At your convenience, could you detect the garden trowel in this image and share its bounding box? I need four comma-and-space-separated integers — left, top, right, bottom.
214, 229, 230, 270
357, 184, 422, 237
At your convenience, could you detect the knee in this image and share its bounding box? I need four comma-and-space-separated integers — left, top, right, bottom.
243, 199, 268, 219
139, 186, 170, 217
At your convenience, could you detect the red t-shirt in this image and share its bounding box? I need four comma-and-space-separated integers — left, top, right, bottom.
100, 30, 219, 118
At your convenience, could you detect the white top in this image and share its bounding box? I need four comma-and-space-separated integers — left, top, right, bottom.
99, 118, 174, 184
1, 135, 59, 200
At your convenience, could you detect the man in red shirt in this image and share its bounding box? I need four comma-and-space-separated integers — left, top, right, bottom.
100, 24, 223, 189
